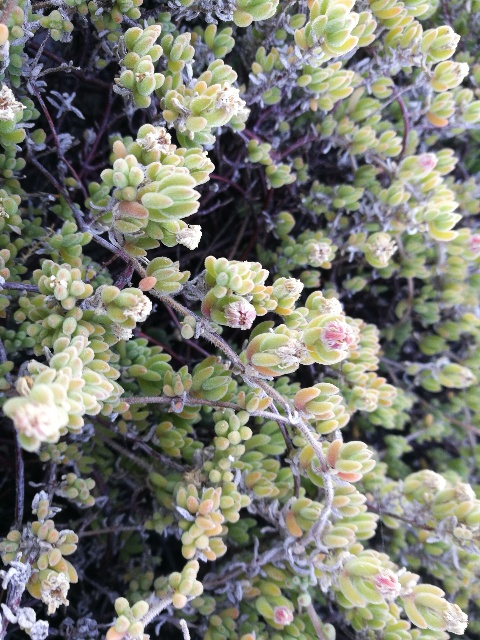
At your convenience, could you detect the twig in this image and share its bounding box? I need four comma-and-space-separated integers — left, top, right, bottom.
275, 133, 319, 161
39, 64, 82, 77
96, 429, 155, 473
121, 435, 186, 473
79, 525, 144, 538
416, 397, 480, 437
78, 91, 115, 181
27, 153, 131, 265
31, 84, 88, 200
122, 393, 298, 433
136, 331, 187, 364
396, 94, 410, 162
0, 337, 10, 375
27, 41, 111, 90
366, 502, 435, 531
14, 434, 24, 529
395, 235, 415, 319
441, 0, 454, 25
306, 603, 328, 640
123, 394, 240, 410
180, 620, 190, 640
210, 173, 248, 197
0, 282, 39, 292
227, 209, 252, 260
141, 596, 173, 627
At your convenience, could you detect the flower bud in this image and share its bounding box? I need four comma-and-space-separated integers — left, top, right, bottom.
223, 299, 256, 329
273, 605, 294, 626
176, 224, 202, 250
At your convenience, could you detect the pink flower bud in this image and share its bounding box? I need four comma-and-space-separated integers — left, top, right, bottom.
15, 403, 58, 439
469, 234, 480, 254
321, 319, 357, 351
373, 570, 402, 600
273, 606, 294, 626
417, 153, 437, 172
224, 299, 256, 329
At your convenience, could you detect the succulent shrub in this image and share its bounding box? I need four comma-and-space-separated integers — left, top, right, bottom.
1, 1, 480, 639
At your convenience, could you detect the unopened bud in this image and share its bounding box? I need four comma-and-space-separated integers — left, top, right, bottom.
224, 299, 256, 329
273, 606, 294, 626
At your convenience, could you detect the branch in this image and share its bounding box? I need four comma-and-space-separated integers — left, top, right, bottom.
14, 434, 24, 529
306, 603, 329, 640
79, 525, 144, 538
366, 501, 436, 531
27, 153, 131, 265
180, 620, 190, 640
123, 393, 297, 430
0, 282, 39, 292
78, 91, 115, 181
275, 133, 319, 161
130, 259, 335, 541
141, 596, 172, 627
95, 428, 155, 473
31, 84, 88, 200
396, 94, 410, 162
27, 41, 111, 90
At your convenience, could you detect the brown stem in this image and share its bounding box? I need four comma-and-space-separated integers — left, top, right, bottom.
136, 331, 187, 364
31, 84, 88, 199
416, 397, 480, 437
78, 91, 115, 181
27, 153, 131, 265
210, 173, 248, 197
227, 210, 252, 260
96, 429, 155, 473
395, 235, 415, 319
27, 42, 111, 89
275, 134, 319, 161
79, 525, 143, 538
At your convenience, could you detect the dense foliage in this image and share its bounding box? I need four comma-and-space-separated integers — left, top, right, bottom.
1, 0, 480, 638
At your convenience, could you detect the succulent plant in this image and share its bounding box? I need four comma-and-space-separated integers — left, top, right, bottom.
1, 1, 480, 639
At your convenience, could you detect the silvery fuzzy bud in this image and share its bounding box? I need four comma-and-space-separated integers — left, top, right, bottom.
0, 85, 26, 121
176, 224, 202, 250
